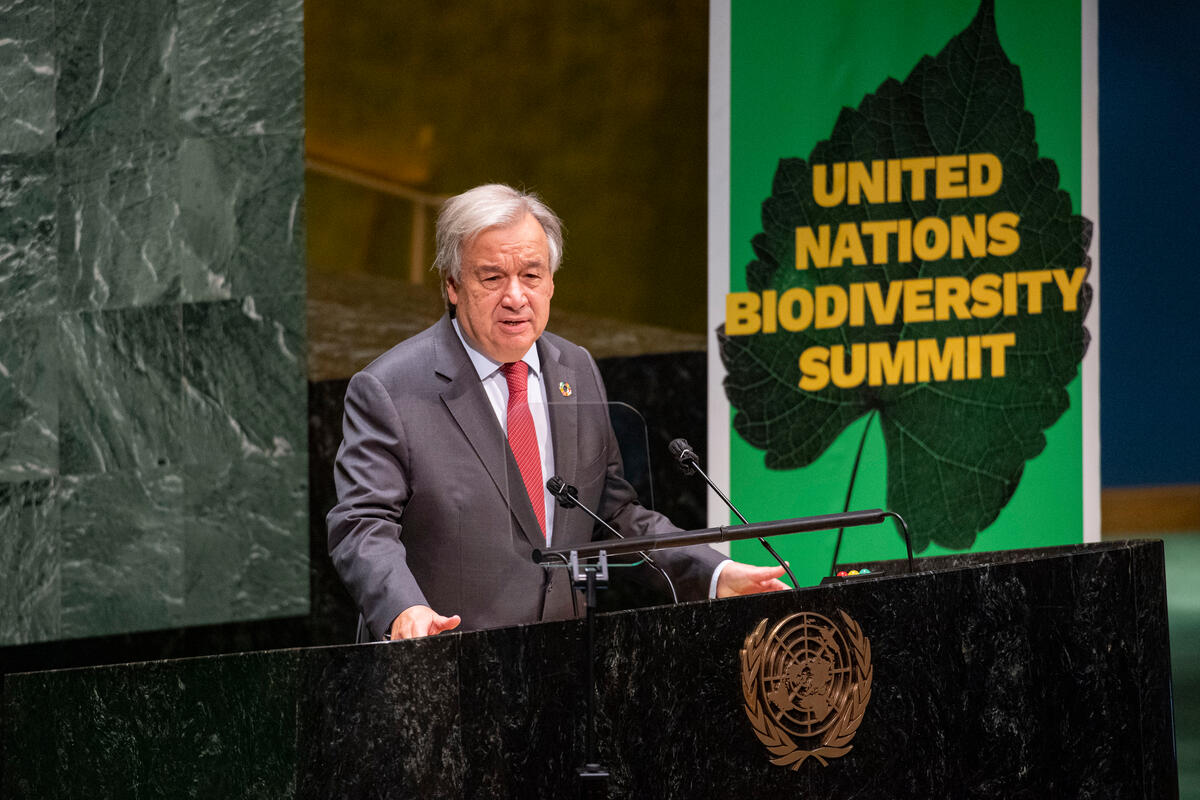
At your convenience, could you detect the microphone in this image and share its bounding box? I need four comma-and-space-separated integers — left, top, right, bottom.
545, 475, 580, 509
667, 438, 798, 588
668, 438, 697, 476
545, 475, 677, 602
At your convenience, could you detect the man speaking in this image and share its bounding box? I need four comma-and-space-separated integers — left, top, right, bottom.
327, 184, 786, 641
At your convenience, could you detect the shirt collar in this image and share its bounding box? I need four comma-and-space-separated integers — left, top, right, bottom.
451, 318, 541, 381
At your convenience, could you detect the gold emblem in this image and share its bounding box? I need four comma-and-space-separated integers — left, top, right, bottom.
740, 610, 872, 768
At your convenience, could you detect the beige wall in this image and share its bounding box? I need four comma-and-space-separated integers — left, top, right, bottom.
305, 0, 709, 334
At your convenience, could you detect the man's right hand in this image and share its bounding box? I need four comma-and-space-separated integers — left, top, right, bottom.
389, 605, 462, 640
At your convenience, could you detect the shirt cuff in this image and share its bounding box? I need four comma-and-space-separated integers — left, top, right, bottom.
708, 559, 733, 599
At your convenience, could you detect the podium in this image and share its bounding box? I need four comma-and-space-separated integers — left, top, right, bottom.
2, 540, 1177, 797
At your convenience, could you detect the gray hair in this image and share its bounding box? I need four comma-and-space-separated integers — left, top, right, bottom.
433, 183, 564, 307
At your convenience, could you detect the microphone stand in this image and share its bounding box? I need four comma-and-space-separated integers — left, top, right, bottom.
669, 439, 799, 588
569, 551, 609, 795
546, 476, 616, 795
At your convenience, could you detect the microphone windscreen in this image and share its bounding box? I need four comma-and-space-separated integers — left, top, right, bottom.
668, 438, 692, 461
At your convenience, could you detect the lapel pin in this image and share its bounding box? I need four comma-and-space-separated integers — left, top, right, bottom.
558, 381, 573, 397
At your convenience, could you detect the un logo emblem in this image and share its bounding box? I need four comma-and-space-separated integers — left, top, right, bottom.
740, 610, 872, 768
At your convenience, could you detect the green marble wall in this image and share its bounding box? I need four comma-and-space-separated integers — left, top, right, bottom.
0, 0, 308, 645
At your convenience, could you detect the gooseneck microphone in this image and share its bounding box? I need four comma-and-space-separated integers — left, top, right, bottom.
546, 475, 677, 603
668, 438, 798, 588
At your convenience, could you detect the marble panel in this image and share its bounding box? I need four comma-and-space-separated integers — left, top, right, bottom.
0, 154, 56, 318
180, 452, 309, 627
59, 467, 184, 639
56, 142, 182, 310
57, 304, 183, 475
54, 0, 176, 148
0, 314, 57, 481
296, 639, 465, 799
0, 478, 59, 645
180, 294, 306, 462
1125, 541, 1177, 799
178, 135, 305, 301
2, 650, 300, 798
0, 0, 55, 154
174, 0, 304, 137
456, 620, 583, 796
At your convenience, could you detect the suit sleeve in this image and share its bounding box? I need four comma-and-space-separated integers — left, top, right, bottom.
326, 370, 430, 639
583, 354, 726, 601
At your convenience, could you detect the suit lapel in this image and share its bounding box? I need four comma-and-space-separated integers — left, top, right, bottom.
539, 336, 583, 546
435, 317, 544, 547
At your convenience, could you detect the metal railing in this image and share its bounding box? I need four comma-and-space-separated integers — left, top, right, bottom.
305, 155, 449, 285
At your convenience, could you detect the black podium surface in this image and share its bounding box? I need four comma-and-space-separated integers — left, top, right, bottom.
2, 540, 1177, 798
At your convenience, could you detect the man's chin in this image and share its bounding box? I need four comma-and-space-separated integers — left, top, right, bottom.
487, 336, 536, 363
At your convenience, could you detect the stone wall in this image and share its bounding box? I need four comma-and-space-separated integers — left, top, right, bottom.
0, 0, 308, 645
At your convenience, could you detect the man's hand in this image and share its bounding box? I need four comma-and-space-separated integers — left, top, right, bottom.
389, 605, 462, 640
716, 562, 790, 598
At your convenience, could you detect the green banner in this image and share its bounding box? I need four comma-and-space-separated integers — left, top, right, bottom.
709, 0, 1098, 585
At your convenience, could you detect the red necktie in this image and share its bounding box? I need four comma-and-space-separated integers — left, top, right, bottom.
501, 361, 546, 538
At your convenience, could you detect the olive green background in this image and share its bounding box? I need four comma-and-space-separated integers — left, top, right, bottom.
725, 0, 1087, 583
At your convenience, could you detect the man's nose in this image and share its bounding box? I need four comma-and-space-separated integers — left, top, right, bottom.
501, 276, 527, 307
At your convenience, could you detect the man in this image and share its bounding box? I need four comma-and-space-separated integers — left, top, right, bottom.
328, 183, 786, 641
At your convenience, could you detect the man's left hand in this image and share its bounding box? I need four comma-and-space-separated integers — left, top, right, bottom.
716, 562, 790, 598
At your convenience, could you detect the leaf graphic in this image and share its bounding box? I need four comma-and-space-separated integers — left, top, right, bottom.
718, 0, 1092, 551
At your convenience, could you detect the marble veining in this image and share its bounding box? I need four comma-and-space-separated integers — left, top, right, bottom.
296, 639, 466, 799
0, 315, 58, 482
53, 0, 177, 148
177, 135, 305, 301
57, 305, 184, 475
56, 142, 183, 311
0, 0, 56, 154
59, 467, 185, 638
180, 295, 306, 462
3, 649, 301, 797
181, 453, 309, 626
0, 478, 59, 644
174, 0, 304, 137
0, 154, 57, 317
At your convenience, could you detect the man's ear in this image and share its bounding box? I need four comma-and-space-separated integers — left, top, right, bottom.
446, 277, 459, 306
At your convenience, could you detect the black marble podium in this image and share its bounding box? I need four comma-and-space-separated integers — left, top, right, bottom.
1, 540, 1177, 798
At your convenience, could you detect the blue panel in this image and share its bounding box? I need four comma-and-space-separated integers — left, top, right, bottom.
1099, 0, 1200, 486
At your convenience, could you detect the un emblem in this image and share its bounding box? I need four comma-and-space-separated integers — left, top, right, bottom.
740, 610, 872, 768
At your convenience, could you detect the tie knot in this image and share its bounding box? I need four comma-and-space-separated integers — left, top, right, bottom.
501, 361, 529, 397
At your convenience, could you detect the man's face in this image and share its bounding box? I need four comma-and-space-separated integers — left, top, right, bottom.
447, 212, 555, 364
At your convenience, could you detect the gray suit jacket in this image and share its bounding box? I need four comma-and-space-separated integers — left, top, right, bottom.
327, 316, 725, 639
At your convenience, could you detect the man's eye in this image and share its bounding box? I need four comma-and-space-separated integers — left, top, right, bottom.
481, 276, 500, 286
